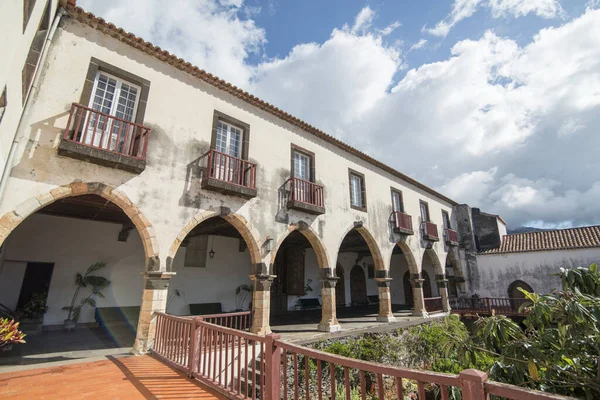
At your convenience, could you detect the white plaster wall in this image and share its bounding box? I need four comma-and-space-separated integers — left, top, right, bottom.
475, 248, 600, 298
167, 235, 253, 315
0, 0, 59, 181
0, 213, 145, 326
0, 17, 456, 285
0, 261, 27, 311
422, 256, 440, 297
390, 254, 409, 305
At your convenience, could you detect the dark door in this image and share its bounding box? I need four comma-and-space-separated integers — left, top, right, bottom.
335, 265, 345, 307
350, 265, 367, 306
403, 271, 413, 306
17, 262, 54, 317
422, 271, 433, 298
271, 250, 288, 314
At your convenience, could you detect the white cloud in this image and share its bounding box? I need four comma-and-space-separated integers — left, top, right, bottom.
409, 39, 428, 51
351, 6, 376, 34
78, 0, 265, 86
424, 0, 482, 37
426, 0, 562, 37
487, 0, 563, 19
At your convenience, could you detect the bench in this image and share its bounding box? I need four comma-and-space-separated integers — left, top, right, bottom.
189, 302, 222, 316
298, 298, 321, 310
95, 306, 140, 327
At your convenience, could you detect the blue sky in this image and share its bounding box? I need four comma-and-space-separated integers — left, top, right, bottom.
79, 0, 600, 229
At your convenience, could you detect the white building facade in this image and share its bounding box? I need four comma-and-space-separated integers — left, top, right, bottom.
0, 1, 465, 353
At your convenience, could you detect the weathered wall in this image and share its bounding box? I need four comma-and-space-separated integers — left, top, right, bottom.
0, 0, 59, 182
474, 248, 600, 297
0, 16, 460, 301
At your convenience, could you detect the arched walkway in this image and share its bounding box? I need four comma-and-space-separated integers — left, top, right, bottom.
270, 221, 330, 270
508, 280, 533, 309
389, 242, 420, 312
335, 222, 384, 271
169, 207, 262, 269
335, 264, 346, 306
0, 181, 162, 354
445, 249, 465, 296
0, 182, 158, 265
422, 249, 450, 312
350, 265, 368, 306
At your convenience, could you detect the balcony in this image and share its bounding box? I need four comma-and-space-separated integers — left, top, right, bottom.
444, 228, 459, 246
391, 211, 414, 235
286, 177, 325, 215
201, 149, 257, 199
421, 221, 439, 241
58, 103, 151, 173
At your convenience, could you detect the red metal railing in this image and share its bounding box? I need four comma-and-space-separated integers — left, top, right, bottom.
288, 177, 324, 208
63, 102, 151, 160
424, 296, 444, 313
152, 312, 565, 400
198, 311, 252, 331
449, 297, 528, 316
445, 228, 459, 245
422, 221, 439, 240
391, 211, 413, 233
206, 149, 256, 189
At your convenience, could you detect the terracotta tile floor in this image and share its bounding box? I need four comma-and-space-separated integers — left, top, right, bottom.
0, 355, 226, 399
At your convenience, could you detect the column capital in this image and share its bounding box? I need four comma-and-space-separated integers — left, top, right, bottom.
412, 278, 425, 288
142, 271, 176, 280
250, 274, 276, 291
375, 277, 393, 288
142, 272, 175, 290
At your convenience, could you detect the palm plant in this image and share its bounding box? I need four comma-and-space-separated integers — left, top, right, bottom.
63, 262, 111, 323
235, 284, 253, 310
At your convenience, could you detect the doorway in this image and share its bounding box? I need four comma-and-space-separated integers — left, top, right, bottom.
350, 265, 367, 306
335, 264, 345, 307
16, 262, 54, 320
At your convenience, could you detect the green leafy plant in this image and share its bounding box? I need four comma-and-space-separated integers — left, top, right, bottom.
63, 262, 110, 322
446, 263, 600, 398
235, 284, 252, 310
19, 292, 49, 320
0, 318, 26, 347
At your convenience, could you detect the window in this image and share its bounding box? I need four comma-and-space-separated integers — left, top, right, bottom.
391, 189, 404, 213
442, 210, 452, 229
210, 110, 250, 160
86, 71, 141, 150
0, 87, 6, 125
348, 169, 366, 210
291, 144, 315, 182
420, 200, 430, 222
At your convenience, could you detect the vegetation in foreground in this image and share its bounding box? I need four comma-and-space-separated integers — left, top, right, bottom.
316, 264, 600, 399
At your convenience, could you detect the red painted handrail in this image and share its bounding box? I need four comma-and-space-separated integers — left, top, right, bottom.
422, 220, 439, 239
196, 311, 252, 332
206, 149, 256, 189
392, 211, 413, 233
449, 297, 529, 315
424, 296, 444, 313
287, 177, 324, 208
63, 102, 151, 160
445, 228, 459, 244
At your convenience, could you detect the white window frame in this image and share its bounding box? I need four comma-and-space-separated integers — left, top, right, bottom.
350, 173, 364, 208
392, 190, 403, 213
88, 70, 141, 121
215, 119, 243, 158
293, 150, 311, 181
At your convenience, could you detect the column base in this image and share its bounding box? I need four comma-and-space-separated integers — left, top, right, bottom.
251, 325, 272, 336
376, 315, 396, 323
133, 338, 149, 355
412, 310, 430, 318
317, 322, 342, 332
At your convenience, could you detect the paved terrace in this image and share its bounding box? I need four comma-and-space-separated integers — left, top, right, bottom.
0, 355, 224, 399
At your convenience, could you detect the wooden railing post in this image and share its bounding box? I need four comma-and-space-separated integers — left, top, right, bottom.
459, 369, 488, 400
265, 333, 281, 400
187, 317, 199, 378
485, 297, 491, 314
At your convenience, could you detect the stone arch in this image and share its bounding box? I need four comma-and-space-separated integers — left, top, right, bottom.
394, 241, 419, 274
423, 248, 444, 275
337, 221, 385, 271
270, 221, 330, 270
168, 207, 263, 270
0, 182, 159, 269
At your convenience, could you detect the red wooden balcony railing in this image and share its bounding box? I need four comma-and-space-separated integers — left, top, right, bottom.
449, 297, 529, 316
445, 228, 459, 245
422, 220, 439, 240
63, 102, 151, 160
424, 296, 444, 313
288, 177, 324, 208
196, 311, 252, 332
152, 312, 564, 400
391, 211, 413, 234
206, 149, 256, 189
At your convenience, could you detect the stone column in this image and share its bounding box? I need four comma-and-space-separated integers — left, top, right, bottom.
436, 274, 451, 312
376, 277, 395, 323
411, 274, 428, 317
134, 271, 174, 355
250, 274, 275, 335
318, 268, 342, 332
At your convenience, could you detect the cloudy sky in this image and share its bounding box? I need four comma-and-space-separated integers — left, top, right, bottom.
78, 0, 600, 229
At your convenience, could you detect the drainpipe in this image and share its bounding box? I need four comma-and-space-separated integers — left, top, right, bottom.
0, 7, 67, 203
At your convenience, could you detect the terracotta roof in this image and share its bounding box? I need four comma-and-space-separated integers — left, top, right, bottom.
61, 2, 458, 206
480, 225, 600, 254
